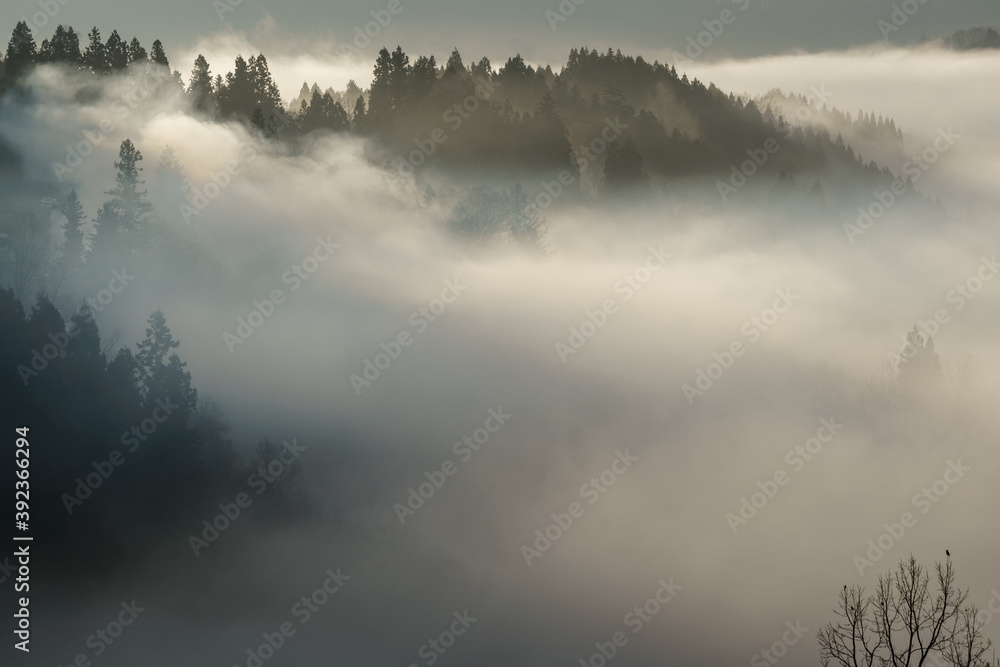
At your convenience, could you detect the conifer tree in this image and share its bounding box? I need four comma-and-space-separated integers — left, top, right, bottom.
92, 140, 154, 259
60, 189, 86, 276
187, 54, 214, 114
83, 27, 107, 72
5, 22, 37, 80
351, 94, 367, 133
150, 39, 169, 67
127, 37, 147, 65
105, 30, 128, 69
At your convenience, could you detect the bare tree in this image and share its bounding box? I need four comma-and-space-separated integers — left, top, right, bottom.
819, 556, 998, 667
0, 207, 55, 301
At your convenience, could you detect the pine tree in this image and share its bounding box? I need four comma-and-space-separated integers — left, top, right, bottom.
127, 37, 147, 66
37, 39, 54, 63
293, 81, 310, 108
5, 21, 37, 80
248, 53, 281, 114
368, 47, 394, 126
301, 89, 322, 132
351, 94, 367, 133
445, 48, 465, 76
49, 25, 81, 63
389, 46, 411, 110
470, 56, 493, 81
326, 95, 348, 131
218, 55, 252, 117
344, 79, 362, 103
105, 30, 128, 70
66, 303, 105, 368
150, 39, 168, 67
92, 140, 154, 258
410, 54, 437, 100
250, 106, 266, 134
60, 189, 86, 274
135, 310, 196, 410
83, 27, 107, 72
187, 54, 214, 113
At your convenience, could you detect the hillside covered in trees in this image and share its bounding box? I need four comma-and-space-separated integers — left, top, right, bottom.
0, 20, 941, 220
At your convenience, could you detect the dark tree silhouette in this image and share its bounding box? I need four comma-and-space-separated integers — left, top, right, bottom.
150, 39, 169, 67
127, 36, 146, 65
188, 54, 214, 113
60, 189, 86, 278
83, 26, 107, 72
819, 556, 999, 667
0, 208, 52, 301
352, 94, 368, 132
37, 25, 81, 64
105, 29, 127, 69
91, 139, 154, 260
5, 21, 37, 80
602, 136, 649, 193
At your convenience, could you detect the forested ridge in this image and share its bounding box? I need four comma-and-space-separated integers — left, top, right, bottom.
0, 21, 932, 202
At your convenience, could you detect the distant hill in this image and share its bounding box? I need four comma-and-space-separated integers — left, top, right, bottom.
926, 26, 1000, 50
0, 22, 935, 218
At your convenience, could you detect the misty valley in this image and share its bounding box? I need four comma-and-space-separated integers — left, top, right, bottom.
0, 5, 999, 667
